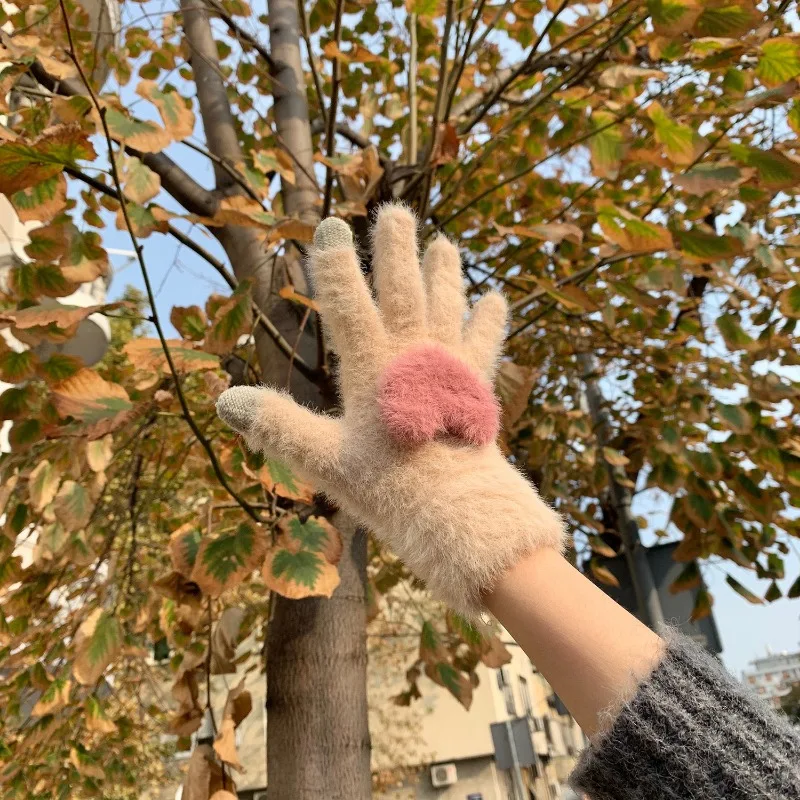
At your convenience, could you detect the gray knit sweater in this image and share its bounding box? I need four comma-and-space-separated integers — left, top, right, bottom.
570, 632, 800, 799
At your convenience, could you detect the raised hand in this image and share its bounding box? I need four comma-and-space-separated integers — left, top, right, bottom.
216, 205, 564, 616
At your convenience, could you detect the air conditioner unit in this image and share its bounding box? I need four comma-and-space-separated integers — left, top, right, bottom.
431, 763, 458, 788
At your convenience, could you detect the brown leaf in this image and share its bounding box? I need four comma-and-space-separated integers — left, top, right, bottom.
123, 338, 220, 372
433, 123, 460, 165
590, 560, 620, 588
599, 65, 667, 88
479, 636, 512, 669
268, 217, 316, 244
210, 607, 245, 674
182, 744, 226, 800
213, 719, 243, 771
0, 302, 123, 331
496, 362, 537, 430
31, 677, 71, 717
51, 369, 133, 432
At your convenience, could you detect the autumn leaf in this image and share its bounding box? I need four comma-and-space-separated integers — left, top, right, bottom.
590, 559, 620, 587
651, 0, 701, 36
599, 65, 666, 88
123, 338, 220, 372
53, 481, 92, 532
424, 661, 473, 710
647, 101, 706, 165
726, 574, 764, 605
52, 369, 133, 430
690, 587, 713, 621
31, 676, 71, 717
9, 174, 67, 222
0, 349, 37, 382
104, 107, 171, 153
86, 435, 114, 473
672, 163, 747, 196
259, 458, 315, 503
598, 205, 673, 252
28, 460, 60, 512
213, 677, 252, 771
170, 305, 208, 340
73, 609, 122, 685
495, 222, 583, 244
262, 515, 343, 599
0, 123, 96, 194
85, 696, 118, 734
121, 156, 161, 204
205, 280, 253, 355
779, 285, 800, 319
3, 301, 122, 331
137, 81, 195, 141
169, 522, 203, 577
191, 522, 268, 597
210, 607, 244, 674
278, 284, 320, 313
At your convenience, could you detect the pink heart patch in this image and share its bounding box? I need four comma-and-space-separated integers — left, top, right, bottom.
377, 344, 500, 447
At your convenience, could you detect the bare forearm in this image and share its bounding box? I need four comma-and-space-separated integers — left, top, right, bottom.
484, 547, 663, 736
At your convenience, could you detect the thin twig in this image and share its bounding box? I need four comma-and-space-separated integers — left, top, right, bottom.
298, 0, 327, 125
322, 0, 345, 217
286, 306, 311, 389
58, 0, 264, 523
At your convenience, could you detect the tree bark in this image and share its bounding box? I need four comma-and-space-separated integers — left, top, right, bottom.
263, 3, 372, 797
267, 0, 319, 222
266, 518, 372, 800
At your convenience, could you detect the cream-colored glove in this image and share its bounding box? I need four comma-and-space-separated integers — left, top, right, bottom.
216, 205, 564, 616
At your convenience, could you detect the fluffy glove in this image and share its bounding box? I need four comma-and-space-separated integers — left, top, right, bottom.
216, 205, 564, 616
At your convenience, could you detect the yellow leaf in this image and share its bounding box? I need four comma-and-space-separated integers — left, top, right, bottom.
73, 609, 122, 686
86, 435, 113, 473
31, 677, 71, 717
28, 459, 60, 512
279, 284, 320, 313
599, 65, 667, 88
590, 560, 620, 587
598, 204, 673, 252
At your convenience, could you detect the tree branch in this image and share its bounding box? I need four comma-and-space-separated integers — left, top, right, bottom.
322, 0, 345, 217
57, 0, 265, 524
205, 0, 276, 72
27, 59, 218, 217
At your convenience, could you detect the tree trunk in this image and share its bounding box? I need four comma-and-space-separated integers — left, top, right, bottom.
263, 2, 372, 797
266, 518, 372, 800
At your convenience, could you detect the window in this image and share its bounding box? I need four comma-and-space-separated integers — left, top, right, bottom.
519, 676, 533, 717
498, 667, 516, 716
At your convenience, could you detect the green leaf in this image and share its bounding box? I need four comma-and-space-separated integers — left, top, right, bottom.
137, 81, 195, 141
424, 661, 473, 710
694, 3, 758, 36
674, 228, 744, 262
191, 522, 267, 597
284, 517, 332, 551
649, 0, 700, 36
726, 574, 764, 605
259, 458, 314, 502
686, 450, 722, 480
270, 549, 323, 587
445, 610, 484, 648
589, 113, 625, 178
37, 353, 83, 384
779, 285, 800, 319
756, 38, 800, 88
788, 574, 800, 599
685, 492, 715, 528
764, 580, 782, 603
419, 620, 447, 664
730, 144, 800, 189
717, 403, 752, 433
74, 610, 122, 685
0, 385, 37, 420
717, 313, 755, 350
647, 101, 704, 165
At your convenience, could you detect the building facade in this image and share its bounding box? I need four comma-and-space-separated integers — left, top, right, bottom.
743, 649, 800, 708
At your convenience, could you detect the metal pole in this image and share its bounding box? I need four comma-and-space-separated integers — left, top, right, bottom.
504, 719, 527, 800
578, 352, 665, 630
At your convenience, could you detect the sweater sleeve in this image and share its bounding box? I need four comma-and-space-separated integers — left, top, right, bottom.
569, 631, 800, 800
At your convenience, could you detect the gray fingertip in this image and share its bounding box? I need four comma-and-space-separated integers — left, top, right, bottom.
216, 386, 263, 434
313, 217, 353, 251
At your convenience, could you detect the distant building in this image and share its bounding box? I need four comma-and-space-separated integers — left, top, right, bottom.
370, 630, 586, 800
743, 649, 800, 708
